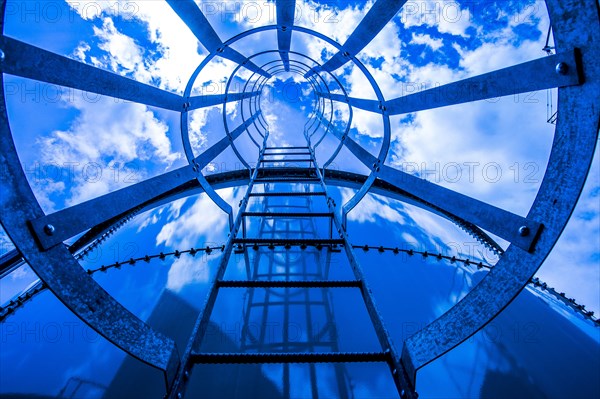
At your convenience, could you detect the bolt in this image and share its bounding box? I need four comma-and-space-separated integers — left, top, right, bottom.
43, 224, 55, 236
177, 393, 182, 399
0, 48, 4, 62
518, 225, 530, 237
184, 370, 190, 380
555, 62, 568, 75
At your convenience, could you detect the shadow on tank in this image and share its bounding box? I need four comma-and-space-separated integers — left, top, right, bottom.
102, 289, 282, 399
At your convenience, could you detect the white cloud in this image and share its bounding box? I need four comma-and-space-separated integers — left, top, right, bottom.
92, 17, 150, 82
411, 32, 444, 51
166, 255, 210, 292
67, 0, 207, 93
340, 187, 406, 224
37, 92, 181, 206
156, 188, 242, 249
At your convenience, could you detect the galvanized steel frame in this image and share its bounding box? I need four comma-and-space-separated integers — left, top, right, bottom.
0, 0, 597, 397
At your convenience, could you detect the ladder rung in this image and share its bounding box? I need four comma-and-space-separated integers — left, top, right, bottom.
249, 192, 326, 197
190, 351, 389, 364
249, 300, 324, 307
217, 280, 360, 288
265, 146, 309, 150
260, 159, 313, 163
241, 342, 337, 350
242, 212, 332, 217
232, 238, 344, 245
256, 205, 316, 209
254, 177, 320, 182
263, 152, 312, 156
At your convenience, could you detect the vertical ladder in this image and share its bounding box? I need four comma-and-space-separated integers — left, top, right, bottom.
236, 181, 351, 398
168, 144, 415, 399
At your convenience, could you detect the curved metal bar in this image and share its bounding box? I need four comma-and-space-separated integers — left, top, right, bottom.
4, 15, 595, 399
250, 74, 269, 138
305, 74, 335, 142
241, 69, 269, 147
181, 52, 219, 161
253, 51, 328, 130
186, 111, 263, 231
220, 47, 348, 167
243, 63, 315, 149
304, 61, 353, 165
315, 109, 350, 166
180, 50, 242, 229
258, 58, 326, 132
275, 26, 391, 222
215, 26, 362, 164
222, 62, 258, 170
0, 72, 180, 388
196, 171, 233, 230
312, 73, 351, 158
87, 167, 512, 255
247, 60, 315, 138
400, 0, 599, 385
306, 0, 408, 76
165, 0, 270, 78
303, 75, 326, 133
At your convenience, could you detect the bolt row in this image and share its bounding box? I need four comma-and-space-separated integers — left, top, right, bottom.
0, 281, 45, 322
75, 208, 141, 261
86, 245, 225, 274
452, 218, 504, 257
353, 245, 493, 270
2, 243, 597, 327
530, 277, 599, 326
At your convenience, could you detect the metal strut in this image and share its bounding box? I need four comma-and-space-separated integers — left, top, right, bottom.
166, 136, 416, 398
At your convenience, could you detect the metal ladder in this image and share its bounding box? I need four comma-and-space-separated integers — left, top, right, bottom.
168, 144, 415, 398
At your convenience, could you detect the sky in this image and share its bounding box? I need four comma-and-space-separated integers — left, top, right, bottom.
0, 0, 598, 397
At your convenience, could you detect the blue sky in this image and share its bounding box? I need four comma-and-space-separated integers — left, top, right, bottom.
0, 0, 599, 397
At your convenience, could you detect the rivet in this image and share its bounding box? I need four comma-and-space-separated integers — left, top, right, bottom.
555, 62, 568, 75
0, 48, 5, 62
518, 225, 530, 237
177, 393, 182, 399
43, 224, 55, 236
